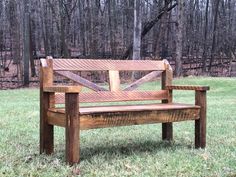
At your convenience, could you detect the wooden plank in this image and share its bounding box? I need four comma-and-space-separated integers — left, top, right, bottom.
124, 71, 162, 91
65, 93, 80, 164
40, 57, 54, 154
49, 103, 200, 114
80, 109, 199, 129
109, 70, 120, 91
54, 90, 169, 104
48, 111, 66, 127
161, 59, 173, 141
44, 86, 82, 93
55, 71, 107, 91
53, 59, 165, 71
195, 91, 207, 148
80, 103, 200, 114
166, 85, 210, 91
47, 107, 200, 129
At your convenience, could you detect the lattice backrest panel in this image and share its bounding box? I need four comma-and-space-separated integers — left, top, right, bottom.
41, 58, 172, 104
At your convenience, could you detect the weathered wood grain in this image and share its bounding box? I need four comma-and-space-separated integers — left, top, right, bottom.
47, 105, 200, 129
44, 85, 82, 93
55, 70, 107, 91
53, 59, 165, 71
109, 70, 120, 91
166, 85, 210, 91
54, 90, 169, 104
161, 59, 173, 141
65, 93, 80, 164
123, 71, 162, 91
40, 57, 54, 154
195, 90, 207, 148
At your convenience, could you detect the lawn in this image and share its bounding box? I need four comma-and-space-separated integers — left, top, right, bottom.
0, 77, 236, 177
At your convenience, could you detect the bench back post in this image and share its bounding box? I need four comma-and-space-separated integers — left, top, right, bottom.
161, 60, 173, 103
40, 56, 54, 88
161, 60, 173, 140
39, 56, 55, 154
40, 56, 55, 107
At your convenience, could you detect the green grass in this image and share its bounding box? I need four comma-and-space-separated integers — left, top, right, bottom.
0, 77, 236, 177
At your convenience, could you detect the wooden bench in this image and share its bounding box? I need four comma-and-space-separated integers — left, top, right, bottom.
40, 57, 209, 164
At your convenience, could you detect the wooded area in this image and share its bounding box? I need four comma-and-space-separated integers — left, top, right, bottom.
0, 0, 236, 88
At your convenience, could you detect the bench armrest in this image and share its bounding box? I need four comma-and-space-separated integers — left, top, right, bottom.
166, 85, 210, 91
43, 86, 82, 93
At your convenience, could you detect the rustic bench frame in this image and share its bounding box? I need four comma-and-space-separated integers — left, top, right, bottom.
40, 57, 209, 164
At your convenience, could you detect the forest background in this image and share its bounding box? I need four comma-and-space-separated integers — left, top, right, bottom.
0, 0, 236, 88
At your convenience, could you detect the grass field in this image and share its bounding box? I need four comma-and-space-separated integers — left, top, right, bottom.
0, 77, 236, 177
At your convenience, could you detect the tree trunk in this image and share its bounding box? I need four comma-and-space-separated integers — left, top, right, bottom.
175, 0, 185, 77
202, 0, 209, 74
108, 0, 116, 57
23, 0, 30, 86
59, 0, 75, 58
132, 0, 142, 61
8, 0, 21, 65
209, 0, 220, 72
30, 19, 36, 77
78, 0, 86, 56
132, 0, 142, 79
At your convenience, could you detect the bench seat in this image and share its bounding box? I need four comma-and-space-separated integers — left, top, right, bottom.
49, 103, 200, 114
47, 103, 200, 130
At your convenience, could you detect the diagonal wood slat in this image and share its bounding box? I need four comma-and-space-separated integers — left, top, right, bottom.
53, 59, 165, 71
55, 71, 107, 91
124, 71, 162, 91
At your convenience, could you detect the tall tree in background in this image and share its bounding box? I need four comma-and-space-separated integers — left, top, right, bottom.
132, 0, 142, 79
7, 0, 20, 65
175, 0, 185, 76
209, 0, 220, 72
23, 0, 30, 86
132, 0, 142, 61
202, 0, 209, 73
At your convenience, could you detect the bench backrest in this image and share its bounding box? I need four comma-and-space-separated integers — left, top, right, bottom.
40, 57, 173, 104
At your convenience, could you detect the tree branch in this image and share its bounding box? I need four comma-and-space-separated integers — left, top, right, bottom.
122, 1, 177, 59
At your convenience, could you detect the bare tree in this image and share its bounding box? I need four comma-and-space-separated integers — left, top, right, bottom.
175, 0, 185, 76
132, 0, 142, 61
132, 0, 142, 79
209, 0, 220, 72
202, 0, 209, 74
23, 0, 30, 86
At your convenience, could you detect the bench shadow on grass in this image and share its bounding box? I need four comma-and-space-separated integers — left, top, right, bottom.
78, 139, 191, 162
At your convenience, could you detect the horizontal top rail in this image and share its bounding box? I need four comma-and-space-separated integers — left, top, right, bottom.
52, 59, 166, 71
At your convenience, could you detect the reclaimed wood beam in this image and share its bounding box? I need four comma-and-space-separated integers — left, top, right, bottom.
123, 71, 162, 91
55, 71, 107, 91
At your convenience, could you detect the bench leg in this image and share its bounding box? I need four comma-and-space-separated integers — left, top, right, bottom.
65, 93, 80, 164
195, 91, 206, 148
162, 123, 173, 141
40, 92, 54, 154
